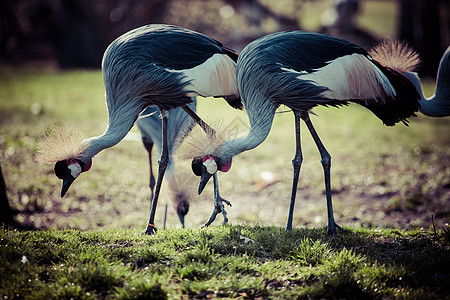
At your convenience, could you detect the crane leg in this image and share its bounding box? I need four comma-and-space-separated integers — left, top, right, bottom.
142, 136, 156, 203
202, 173, 232, 228
143, 110, 169, 235
286, 111, 303, 231
300, 112, 343, 236
182, 105, 216, 137
183, 103, 232, 226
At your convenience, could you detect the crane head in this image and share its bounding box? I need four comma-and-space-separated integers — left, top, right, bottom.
192, 154, 232, 194
54, 158, 92, 197
174, 191, 190, 228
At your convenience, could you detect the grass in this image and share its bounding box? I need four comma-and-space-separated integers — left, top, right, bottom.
1, 225, 450, 299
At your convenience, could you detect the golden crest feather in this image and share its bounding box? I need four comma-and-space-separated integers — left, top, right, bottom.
35, 124, 90, 165
369, 40, 421, 73
174, 119, 233, 161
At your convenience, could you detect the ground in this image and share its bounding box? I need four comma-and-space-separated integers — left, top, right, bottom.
9, 104, 450, 233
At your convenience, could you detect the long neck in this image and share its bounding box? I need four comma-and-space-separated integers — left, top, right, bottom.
219, 98, 277, 157
402, 46, 450, 117
80, 99, 144, 162
434, 46, 450, 102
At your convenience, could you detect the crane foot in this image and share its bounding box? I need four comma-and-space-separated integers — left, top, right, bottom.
142, 225, 158, 235
327, 222, 344, 236
202, 196, 232, 228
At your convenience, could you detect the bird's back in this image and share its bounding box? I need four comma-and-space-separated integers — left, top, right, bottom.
237, 31, 367, 111
104, 24, 229, 71
102, 24, 241, 111
240, 31, 367, 72
237, 31, 420, 126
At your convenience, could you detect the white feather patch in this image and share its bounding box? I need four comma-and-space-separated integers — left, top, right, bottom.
203, 157, 218, 174
166, 53, 239, 98
283, 54, 396, 103
68, 162, 82, 178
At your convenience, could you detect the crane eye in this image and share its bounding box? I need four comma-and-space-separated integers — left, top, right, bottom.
54, 160, 67, 179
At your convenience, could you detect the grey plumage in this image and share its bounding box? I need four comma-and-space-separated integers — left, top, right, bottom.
193, 31, 423, 236
39, 24, 241, 234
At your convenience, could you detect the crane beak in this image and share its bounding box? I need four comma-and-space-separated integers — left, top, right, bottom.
176, 195, 189, 229
61, 174, 76, 197
177, 212, 185, 228
198, 166, 213, 195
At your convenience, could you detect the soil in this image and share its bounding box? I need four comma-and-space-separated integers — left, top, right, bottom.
12, 172, 450, 233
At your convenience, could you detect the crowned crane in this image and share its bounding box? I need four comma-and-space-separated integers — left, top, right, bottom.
137, 102, 232, 228
36, 24, 242, 234
188, 31, 424, 236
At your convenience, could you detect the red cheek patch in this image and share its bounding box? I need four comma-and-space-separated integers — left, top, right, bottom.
202, 155, 214, 163
220, 159, 232, 172
66, 158, 77, 166
84, 159, 92, 172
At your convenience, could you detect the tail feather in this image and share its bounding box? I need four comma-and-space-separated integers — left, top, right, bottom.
224, 96, 243, 110
221, 45, 239, 63
360, 60, 420, 126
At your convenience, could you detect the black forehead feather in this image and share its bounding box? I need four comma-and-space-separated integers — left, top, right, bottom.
191, 157, 203, 176
54, 160, 67, 179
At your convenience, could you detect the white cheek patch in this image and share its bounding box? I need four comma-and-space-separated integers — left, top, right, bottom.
68, 163, 82, 178
203, 158, 218, 175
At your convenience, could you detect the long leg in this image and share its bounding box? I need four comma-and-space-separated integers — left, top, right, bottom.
301, 112, 342, 236
286, 111, 303, 231
202, 173, 232, 227
142, 136, 156, 202
182, 102, 232, 225
144, 110, 170, 235
182, 105, 216, 137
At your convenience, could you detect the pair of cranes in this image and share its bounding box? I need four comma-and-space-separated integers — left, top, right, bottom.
37, 24, 450, 235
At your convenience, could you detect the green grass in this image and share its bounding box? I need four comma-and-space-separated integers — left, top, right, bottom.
1, 225, 450, 299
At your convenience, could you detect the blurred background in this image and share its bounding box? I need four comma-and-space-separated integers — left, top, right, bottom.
1, 0, 449, 76
1, 0, 449, 232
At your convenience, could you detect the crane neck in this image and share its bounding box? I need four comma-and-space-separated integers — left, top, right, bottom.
218, 97, 277, 157
401, 46, 450, 117
79, 99, 144, 162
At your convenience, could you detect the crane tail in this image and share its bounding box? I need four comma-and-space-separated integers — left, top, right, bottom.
223, 96, 243, 110
220, 45, 239, 63
359, 61, 420, 126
